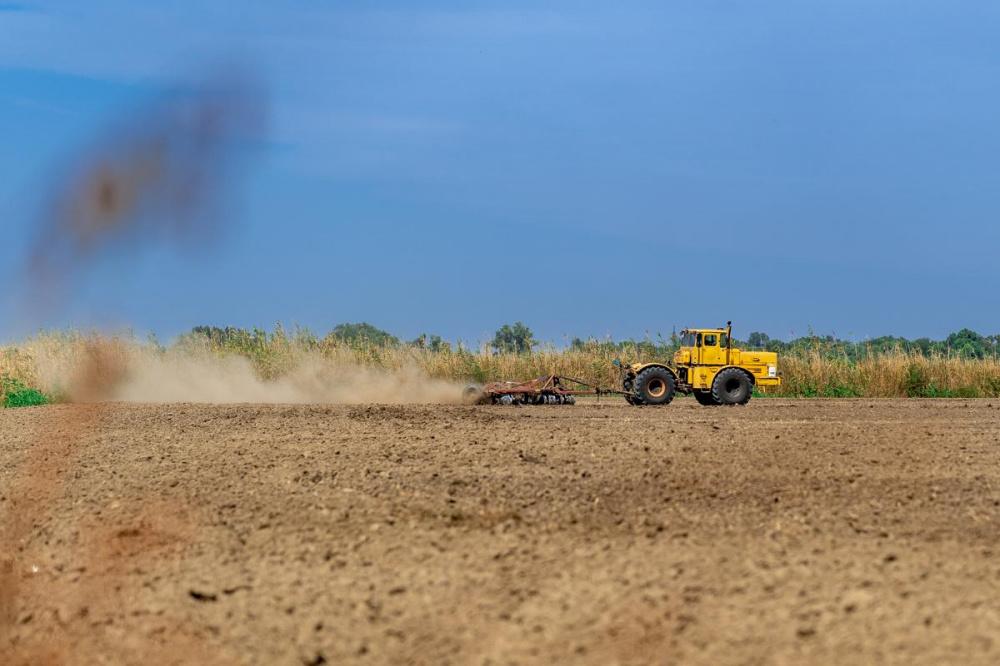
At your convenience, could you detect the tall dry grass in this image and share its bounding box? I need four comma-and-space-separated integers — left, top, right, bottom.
2, 332, 1000, 402
779, 351, 1000, 398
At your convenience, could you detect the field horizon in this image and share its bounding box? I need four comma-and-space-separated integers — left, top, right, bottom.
2, 325, 1000, 405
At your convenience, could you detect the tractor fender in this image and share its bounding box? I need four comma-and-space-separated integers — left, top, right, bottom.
628, 363, 678, 381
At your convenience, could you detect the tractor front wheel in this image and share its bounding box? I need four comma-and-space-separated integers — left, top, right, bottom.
634, 367, 676, 406
711, 368, 753, 406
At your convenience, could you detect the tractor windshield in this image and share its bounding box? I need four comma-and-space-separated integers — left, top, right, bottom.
680, 332, 696, 347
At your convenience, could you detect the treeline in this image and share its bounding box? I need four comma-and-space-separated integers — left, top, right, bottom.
573, 328, 1000, 361
190, 323, 1000, 361
741, 329, 1000, 361
189, 322, 508, 354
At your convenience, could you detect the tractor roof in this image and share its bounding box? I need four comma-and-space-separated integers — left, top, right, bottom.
681, 327, 728, 334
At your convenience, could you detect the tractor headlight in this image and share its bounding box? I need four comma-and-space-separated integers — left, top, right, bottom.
767, 365, 777, 378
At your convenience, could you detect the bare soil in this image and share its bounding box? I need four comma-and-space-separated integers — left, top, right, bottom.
2, 399, 1000, 665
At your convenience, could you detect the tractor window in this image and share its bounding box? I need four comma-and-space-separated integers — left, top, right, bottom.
703, 334, 718, 347
681, 332, 696, 347
720, 333, 729, 347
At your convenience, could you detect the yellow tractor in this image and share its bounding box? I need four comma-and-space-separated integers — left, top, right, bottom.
618, 322, 780, 406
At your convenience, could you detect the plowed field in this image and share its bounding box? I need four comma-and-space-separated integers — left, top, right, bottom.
2, 399, 999, 665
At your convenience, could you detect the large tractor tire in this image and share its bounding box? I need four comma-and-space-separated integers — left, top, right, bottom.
693, 390, 719, 406
633, 367, 676, 406
711, 368, 753, 406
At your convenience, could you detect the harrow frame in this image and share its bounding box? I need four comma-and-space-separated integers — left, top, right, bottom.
466, 374, 625, 406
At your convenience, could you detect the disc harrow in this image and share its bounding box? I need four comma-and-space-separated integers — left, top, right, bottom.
465, 374, 621, 406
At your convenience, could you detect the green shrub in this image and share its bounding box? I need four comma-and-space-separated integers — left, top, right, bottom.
1, 375, 49, 408
904, 363, 930, 397
822, 383, 861, 398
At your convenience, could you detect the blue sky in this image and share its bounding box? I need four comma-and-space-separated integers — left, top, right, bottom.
1, 1, 998, 344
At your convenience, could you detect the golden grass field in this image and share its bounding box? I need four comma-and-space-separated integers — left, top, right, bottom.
2, 332, 1000, 404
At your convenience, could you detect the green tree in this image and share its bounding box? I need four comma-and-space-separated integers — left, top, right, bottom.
945, 328, 987, 358
491, 322, 535, 354
410, 333, 449, 352
327, 322, 399, 347
746, 331, 770, 349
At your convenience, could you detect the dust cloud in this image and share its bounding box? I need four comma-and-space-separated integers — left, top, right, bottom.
112, 352, 467, 405
27, 340, 467, 405
23, 67, 266, 313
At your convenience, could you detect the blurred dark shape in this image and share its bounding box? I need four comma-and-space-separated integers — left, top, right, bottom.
25, 67, 267, 309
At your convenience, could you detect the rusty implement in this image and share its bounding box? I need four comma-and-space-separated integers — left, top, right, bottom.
465, 374, 622, 406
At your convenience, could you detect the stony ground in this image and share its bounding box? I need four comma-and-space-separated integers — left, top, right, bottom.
2, 399, 1000, 665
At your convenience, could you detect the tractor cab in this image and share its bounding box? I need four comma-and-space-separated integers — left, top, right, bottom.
675, 325, 731, 367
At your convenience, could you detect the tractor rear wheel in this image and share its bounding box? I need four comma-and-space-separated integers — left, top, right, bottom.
634, 367, 676, 406
694, 390, 719, 406
711, 368, 753, 406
